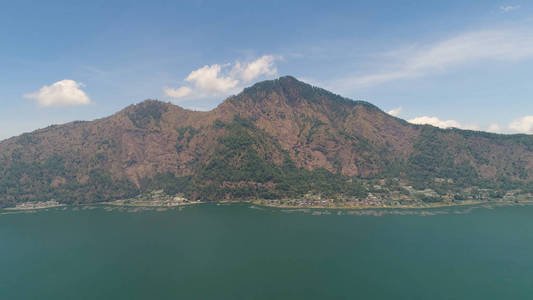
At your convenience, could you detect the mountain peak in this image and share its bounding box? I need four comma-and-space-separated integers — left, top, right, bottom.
230, 76, 377, 112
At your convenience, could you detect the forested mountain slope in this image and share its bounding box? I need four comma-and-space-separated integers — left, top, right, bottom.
1, 76, 532, 208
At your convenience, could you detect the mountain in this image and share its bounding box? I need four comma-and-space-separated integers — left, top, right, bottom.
1, 76, 532, 208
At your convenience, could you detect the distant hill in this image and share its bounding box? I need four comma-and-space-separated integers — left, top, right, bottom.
1, 76, 532, 208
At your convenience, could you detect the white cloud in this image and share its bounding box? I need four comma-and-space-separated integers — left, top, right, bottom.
509, 115, 533, 134
405, 116, 533, 134
487, 123, 503, 133
24, 80, 91, 107
387, 107, 403, 117
163, 86, 192, 99
500, 5, 520, 13
398, 111, 533, 134
164, 55, 280, 101
232, 55, 278, 82
338, 28, 533, 89
185, 64, 239, 94
408, 116, 461, 129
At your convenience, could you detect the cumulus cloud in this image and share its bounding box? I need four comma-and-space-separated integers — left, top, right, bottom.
398, 109, 533, 134
163, 86, 192, 99
24, 80, 91, 107
408, 116, 461, 129
232, 55, 278, 82
164, 55, 280, 100
185, 64, 239, 94
337, 28, 533, 89
509, 115, 533, 134
487, 123, 503, 133
500, 5, 520, 13
405, 115, 533, 134
387, 107, 403, 117
485, 118, 533, 134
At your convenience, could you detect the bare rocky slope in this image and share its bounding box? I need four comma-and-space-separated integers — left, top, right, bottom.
1, 76, 532, 208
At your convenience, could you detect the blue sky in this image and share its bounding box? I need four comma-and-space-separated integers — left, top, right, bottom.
1, 0, 533, 140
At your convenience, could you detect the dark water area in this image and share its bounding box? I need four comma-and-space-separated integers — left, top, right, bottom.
1, 203, 533, 299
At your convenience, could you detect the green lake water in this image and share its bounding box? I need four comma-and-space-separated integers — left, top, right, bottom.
1, 203, 533, 299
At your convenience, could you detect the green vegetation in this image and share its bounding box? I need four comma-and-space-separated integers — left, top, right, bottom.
140, 116, 367, 203
175, 126, 201, 152
15, 133, 42, 146
127, 100, 168, 128
407, 126, 478, 188
176, 126, 200, 142
0, 154, 137, 208
139, 173, 191, 196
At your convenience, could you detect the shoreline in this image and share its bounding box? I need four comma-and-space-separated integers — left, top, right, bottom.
268, 199, 533, 210
250, 199, 492, 210
4, 204, 66, 211
100, 200, 204, 208
2, 198, 532, 213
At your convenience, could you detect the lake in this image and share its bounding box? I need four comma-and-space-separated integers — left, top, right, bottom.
1, 203, 533, 299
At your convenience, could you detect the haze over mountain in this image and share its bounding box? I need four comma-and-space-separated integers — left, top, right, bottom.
0, 76, 532, 208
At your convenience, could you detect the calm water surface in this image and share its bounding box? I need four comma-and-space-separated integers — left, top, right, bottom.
1, 203, 533, 299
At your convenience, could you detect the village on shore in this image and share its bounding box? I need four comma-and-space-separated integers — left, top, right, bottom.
4, 178, 532, 212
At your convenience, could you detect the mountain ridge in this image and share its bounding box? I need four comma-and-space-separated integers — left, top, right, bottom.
0, 76, 532, 208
